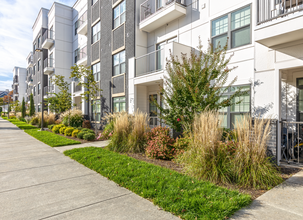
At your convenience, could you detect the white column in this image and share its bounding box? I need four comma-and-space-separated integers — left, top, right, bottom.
128, 57, 135, 114
275, 68, 281, 165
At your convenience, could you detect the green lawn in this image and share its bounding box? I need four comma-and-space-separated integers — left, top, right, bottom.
64, 147, 251, 220
6, 119, 81, 147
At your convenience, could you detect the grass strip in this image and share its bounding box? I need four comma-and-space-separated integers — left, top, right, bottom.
6, 119, 81, 147
64, 147, 251, 220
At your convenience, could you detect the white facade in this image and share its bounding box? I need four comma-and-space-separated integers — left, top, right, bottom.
12, 67, 27, 103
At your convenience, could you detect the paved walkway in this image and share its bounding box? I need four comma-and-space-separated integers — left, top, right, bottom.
0, 117, 178, 220
54, 140, 110, 153
231, 170, 303, 219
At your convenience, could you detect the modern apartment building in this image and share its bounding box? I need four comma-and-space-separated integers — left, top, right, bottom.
12, 67, 27, 103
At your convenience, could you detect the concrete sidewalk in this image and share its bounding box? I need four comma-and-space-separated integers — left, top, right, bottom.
0, 117, 178, 220
54, 140, 110, 153
231, 171, 303, 219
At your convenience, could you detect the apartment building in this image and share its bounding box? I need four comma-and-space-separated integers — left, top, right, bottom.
12, 67, 27, 103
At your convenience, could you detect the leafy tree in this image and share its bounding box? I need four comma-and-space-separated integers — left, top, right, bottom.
21, 97, 26, 118
71, 64, 103, 133
153, 39, 247, 132
3, 91, 13, 104
12, 100, 21, 112
29, 93, 35, 116
0, 97, 3, 106
47, 75, 72, 114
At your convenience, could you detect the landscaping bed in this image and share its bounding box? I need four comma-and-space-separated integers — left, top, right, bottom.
64, 147, 252, 220
126, 152, 301, 200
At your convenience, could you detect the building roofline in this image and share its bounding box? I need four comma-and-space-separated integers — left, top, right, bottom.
32, 8, 49, 30
48, 1, 73, 16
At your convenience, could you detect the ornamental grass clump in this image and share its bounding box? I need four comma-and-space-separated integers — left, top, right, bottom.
232, 116, 283, 189
127, 110, 150, 153
178, 110, 232, 184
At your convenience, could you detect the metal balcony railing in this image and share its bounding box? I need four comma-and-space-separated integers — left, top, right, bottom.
75, 46, 87, 63
44, 58, 55, 68
74, 84, 82, 93
140, 0, 186, 22
42, 29, 55, 43
27, 54, 33, 65
135, 48, 165, 77
13, 76, 18, 84
44, 85, 54, 96
257, 0, 303, 25
77, 11, 87, 27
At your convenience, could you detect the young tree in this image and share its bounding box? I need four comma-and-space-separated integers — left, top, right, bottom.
21, 97, 26, 118
47, 75, 72, 114
154, 39, 247, 132
29, 93, 35, 116
12, 100, 21, 112
70, 64, 103, 133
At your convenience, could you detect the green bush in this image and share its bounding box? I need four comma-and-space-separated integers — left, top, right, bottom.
64, 127, 74, 136
19, 118, 26, 122
30, 117, 39, 125
52, 124, 65, 133
10, 116, 16, 119
81, 128, 94, 133
48, 124, 55, 130
59, 126, 67, 134
77, 127, 83, 130
72, 129, 81, 138
77, 131, 85, 139
83, 132, 95, 141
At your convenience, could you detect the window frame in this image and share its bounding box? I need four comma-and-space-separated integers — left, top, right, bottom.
91, 100, 101, 122
92, 62, 100, 81
218, 84, 251, 129
33, 65, 36, 75
113, 97, 126, 113
211, 4, 252, 50
37, 59, 40, 71
92, 21, 100, 44
34, 86, 36, 96
74, 21, 78, 35
113, 1, 126, 29
38, 83, 40, 95
113, 50, 125, 76
92, 0, 98, 5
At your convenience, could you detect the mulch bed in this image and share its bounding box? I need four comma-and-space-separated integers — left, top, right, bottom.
126, 153, 302, 200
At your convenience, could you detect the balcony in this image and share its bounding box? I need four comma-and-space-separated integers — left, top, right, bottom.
135, 41, 191, 82
255, 0, 303, 48
42, 30, 55, 49
139, 0, 187, 32
27, 53, 33, 67
44, 58, 55, 75
75, 46, 87, 66
74, 83, 83, 93
13, 76, 18, 85
77, 11, 88, 36
44, 85, 54, 97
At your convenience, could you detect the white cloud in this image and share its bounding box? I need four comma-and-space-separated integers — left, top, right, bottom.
0, 0, 74, 90
0, 80, 13, 91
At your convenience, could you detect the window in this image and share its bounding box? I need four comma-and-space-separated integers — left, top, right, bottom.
49, 53, 53, 67
38, 36, 41, 48
218, 85, 250, 129
92, 100, 101, 121
92, 0, 98, 5
38, 105, 41, 112
50, 26, 54, 39
92, 22, 100, 44
38, 84, 40, 95
74, 48, 79, 63
34, 86, 36, 96
113, 97, 126, 112
74, 21, 78, 35
211, 5, 251, 50
38, 60, 40, 71
113, 1, 125, 29
33, 44, 36, 53
33, 65, 36, 75
92, 62, 100, 81
149, 94, 157, 117
113, 50, 125, 76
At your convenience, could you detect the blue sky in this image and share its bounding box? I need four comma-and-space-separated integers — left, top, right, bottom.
0, 0, 74, 91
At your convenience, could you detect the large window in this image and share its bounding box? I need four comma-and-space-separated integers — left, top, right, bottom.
38, 105, 41, 112
38, 84, 40, 95
38, 36, 41, 48
92, 22, 100, 44
74, 21, 78, 35
38, 60, 40, 71
113, 97, 126, 112
34, 86, 36, 96
92, 100, 101, 121
113, 50, 125, 76
92, 62, 100, 81
113, 1, 125, 29
218, 85, 250, 129
33, 65, 36, 75
211, 5, 251, 50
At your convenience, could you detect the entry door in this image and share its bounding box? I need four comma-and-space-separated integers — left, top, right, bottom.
149, 94, 158, 128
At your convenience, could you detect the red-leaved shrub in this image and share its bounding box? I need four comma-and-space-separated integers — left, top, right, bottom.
145, 126, 175, 160
82, 120, 91, 128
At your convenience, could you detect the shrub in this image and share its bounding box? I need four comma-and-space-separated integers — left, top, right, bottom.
24, 116, 32, 124
77, 131, 85, 139
52, 124, 65, 133
83, 132, 95, 141
10, 116, 16, 119
77, 127, 83, 131
55, 119, 62, 124
60, 109, 83, 127
145, 126, 175, 160
47, 113, 56, 125
19, 117, 26, 122
72, 129, 81, 138
48, 124, 55, 130
30, 116, 39, 125
59, 126, 67, 134
82, 120, 91, 128
173, 135, 190, 156
64, 127, 74, 136
177, 111, 232, 184
81, 128, 95, 133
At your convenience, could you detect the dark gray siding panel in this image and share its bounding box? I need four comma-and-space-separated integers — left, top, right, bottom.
91, 1, 100, 24
112, 24, 125, 51
112, 75, 124, 94
91, 41, 100, 62
113, 0, 120, 5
